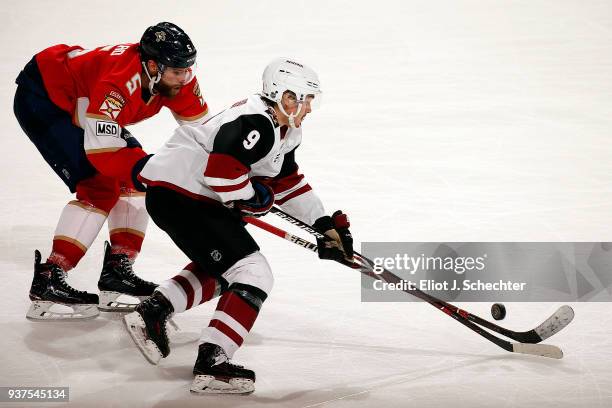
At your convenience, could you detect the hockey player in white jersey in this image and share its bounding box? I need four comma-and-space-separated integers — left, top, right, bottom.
124, 58, 354, 394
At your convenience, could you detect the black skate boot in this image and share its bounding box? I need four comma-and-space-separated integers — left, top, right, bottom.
190, 343, 255, 395
26, 250, 99, 321
98, 241, 158, 311
124, 291, 174, 364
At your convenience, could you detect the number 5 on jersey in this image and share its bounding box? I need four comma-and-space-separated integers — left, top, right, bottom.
126, 73, 141, 95
243, 130, 260, 150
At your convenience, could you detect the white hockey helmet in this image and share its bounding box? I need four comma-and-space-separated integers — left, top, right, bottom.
261, 58, 321, 127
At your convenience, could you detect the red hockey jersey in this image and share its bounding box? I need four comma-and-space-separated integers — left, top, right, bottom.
35, 43, 209, 184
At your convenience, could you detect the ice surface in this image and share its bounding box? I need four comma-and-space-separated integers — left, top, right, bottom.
1, 1, 611, 407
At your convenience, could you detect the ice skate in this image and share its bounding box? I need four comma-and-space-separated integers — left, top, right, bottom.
26, 250, 99, 321
124, 291, 173, 364
190, 343, 255, 395
98, 241, 158, 312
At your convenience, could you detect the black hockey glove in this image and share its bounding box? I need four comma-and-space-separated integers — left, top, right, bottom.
231, 180, 275, 217
121, 128, 143, 149
312, 210, 354, 261
131, 154, 153, 192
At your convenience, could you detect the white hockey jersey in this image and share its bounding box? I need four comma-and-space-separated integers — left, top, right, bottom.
139, 94, 325, 224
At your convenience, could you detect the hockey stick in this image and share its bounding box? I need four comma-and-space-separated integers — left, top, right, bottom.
267, 208, 574, 343
267, 208, 574, 344
244, 213, 570, 359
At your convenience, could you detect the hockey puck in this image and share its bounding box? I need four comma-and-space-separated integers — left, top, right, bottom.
491, 303, 506, 320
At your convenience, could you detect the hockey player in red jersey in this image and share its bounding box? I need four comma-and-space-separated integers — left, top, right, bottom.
124, 58, 354, 394
13, 22, 210, 320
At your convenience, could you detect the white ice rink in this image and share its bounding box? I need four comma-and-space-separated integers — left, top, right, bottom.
1, 1, 612, 407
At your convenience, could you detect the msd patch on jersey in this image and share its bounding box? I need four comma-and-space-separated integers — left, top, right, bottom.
99, 96, 124, 120
96, 120, 120, 137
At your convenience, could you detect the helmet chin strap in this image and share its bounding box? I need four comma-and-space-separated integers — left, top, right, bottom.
278, 102, 303, 128
141, 61, 162, 95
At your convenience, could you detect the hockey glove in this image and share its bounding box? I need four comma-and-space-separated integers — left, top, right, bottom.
231, 180, 274, 217
121, 128, 143, 149
131, 154, 153, 192
312, 210, 354, 261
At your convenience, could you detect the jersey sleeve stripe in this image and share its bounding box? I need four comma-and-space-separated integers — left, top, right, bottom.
273, 177, 308, 200
275, 184, 312, 205
85, 147, 122, 154
208, 178, 251, 193
172, 108, 209, 122
203, 173, 249, 187
212, 182, 255, 202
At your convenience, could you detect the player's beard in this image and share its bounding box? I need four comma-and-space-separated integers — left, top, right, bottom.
154, 81, 182, 98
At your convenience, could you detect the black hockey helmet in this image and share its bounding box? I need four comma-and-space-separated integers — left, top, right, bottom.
139, 22, 196, 68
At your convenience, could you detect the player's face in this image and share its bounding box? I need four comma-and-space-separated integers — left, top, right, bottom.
155, 67, 193, 98
281, 91, 315, 128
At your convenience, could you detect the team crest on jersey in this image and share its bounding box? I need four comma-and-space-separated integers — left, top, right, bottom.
99, 96, 123, 120
108, 90, 126, 105
193, 81, 205, 107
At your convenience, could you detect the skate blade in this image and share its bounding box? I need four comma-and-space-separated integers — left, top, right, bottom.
98, 291, 148, 312
26, 301, 99, 321
190, 375, 254, 395
123, 312, 163, 365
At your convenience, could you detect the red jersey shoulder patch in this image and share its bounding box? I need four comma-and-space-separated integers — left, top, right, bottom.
99, 94, 124, 120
